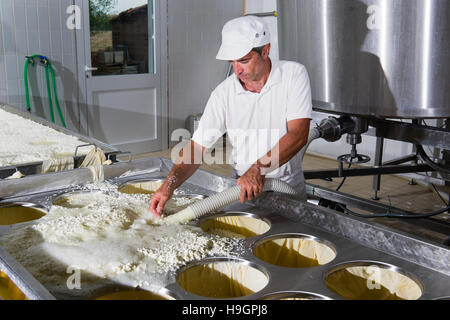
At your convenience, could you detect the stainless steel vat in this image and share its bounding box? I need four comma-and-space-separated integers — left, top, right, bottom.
277, 0, 450, 118
0, 158, 449, 300
0, 104, 119, 179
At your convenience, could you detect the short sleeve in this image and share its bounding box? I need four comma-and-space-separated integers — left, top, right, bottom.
191, 89, 227, 149
286, 64, 313, 121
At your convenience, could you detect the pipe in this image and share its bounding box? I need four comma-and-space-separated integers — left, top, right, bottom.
245, 11, 277, 17
161, 178, 300, 225
44, 60, 55, 123
48, 61, 66, 128
24, 55, 66, 127
299, 127, 321, 161
23, 56, 32, 112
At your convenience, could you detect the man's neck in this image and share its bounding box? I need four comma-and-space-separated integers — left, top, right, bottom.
241, 58, 272, 93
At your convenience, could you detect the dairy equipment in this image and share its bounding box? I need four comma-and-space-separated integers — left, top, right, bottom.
276, 0, 450, 157
0, 104, 120, 179
0, 158, 449, 300
278, 0, 449, 119
276, 0, 450, 239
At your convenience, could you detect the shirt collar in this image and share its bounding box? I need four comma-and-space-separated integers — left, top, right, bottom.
233, 59, 282, 95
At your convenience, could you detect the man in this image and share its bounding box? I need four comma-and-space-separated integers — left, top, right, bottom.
150, 15, 312, 217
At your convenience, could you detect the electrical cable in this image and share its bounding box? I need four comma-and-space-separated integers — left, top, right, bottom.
424, 170, 450, 206
48, 60, 66, 128
24, 55, 66, 127
336, 158, 353, 192
431, 183, 449, 206
416, 144, 450, 175
44, 59, 55, 123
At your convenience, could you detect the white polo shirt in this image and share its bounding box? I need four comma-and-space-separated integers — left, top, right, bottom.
192, 60, 312, 198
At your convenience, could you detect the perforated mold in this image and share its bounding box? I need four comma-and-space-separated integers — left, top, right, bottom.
0, 202, 47, 226
252, 233, 337, 268
324, 261, 423, 300
0, 158, 448, 300
198, 211, 271, 239
175, 257, 270, 299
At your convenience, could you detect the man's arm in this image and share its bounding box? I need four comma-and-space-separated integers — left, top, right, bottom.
237, 118, 310, 203
149, 140, 205, 216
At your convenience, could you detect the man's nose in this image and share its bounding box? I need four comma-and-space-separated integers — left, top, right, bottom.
232, 62, 242, 75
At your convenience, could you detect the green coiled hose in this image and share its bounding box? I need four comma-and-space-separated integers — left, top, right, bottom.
24, 55, 66, 128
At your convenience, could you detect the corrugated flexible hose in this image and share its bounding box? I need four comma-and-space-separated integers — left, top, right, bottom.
161, 178, 300, 225
161, 127, 321, 225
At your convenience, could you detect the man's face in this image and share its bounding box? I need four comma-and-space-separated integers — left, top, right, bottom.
231, 45, 269, 84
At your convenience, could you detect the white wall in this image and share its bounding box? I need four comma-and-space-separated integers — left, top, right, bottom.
167, 0, 280, 143
0, 0, 81, 133
244, 0, 279, 60
167, 0, 243, 143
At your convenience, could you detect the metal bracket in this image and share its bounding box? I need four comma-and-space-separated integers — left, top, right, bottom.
74, 143, 96, 157
107, 151, 132, 163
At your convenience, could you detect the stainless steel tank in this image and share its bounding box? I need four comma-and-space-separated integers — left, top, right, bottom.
277, 0, 450, 119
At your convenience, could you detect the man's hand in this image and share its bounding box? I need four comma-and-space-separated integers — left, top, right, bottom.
149, 140, 205, 217
149, 184, 174, 217
236, 164, 266, 203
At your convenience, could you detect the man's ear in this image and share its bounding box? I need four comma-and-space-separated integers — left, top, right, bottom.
263, 44, 271, 58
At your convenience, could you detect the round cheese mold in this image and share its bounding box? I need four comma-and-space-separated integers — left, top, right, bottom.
0, 203, 47, 225
176, 257, 269, 298
198, 212, 271, 239
52, 190, 113, 209
259, 291, 331, 300
253, 233, 337, 268
118, 179, 165, 195
324, 261, 423, 300
91, 285, 177, 300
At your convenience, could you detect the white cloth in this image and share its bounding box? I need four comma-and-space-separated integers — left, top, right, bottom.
192, 60, 312, 198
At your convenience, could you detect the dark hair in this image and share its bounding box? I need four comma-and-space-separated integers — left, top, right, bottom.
251, 45, 266, 56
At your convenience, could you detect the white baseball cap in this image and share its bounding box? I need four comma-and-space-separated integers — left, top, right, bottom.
216, 15, 270, 61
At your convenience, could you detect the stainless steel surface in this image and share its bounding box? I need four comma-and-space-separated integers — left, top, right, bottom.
324, 260, 424, 290
303, 163, 434, 179
277, 0, 450, 118
254, 191, 450, 278
173, 194, 207, 200
0, 202, 47, 212
0, 247, 55, 300
80, 282, 179, 300
253, 233, 337, 259
51, 190, 110, 206
118, 178, 166, 190
199, 211, 272, 229
259, 291, 331, 300
368, 118, 450, 150
0, 104, 118, 178
0, 157, 449, 300
175, 256, 271, 282
305, 183, 450, 243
